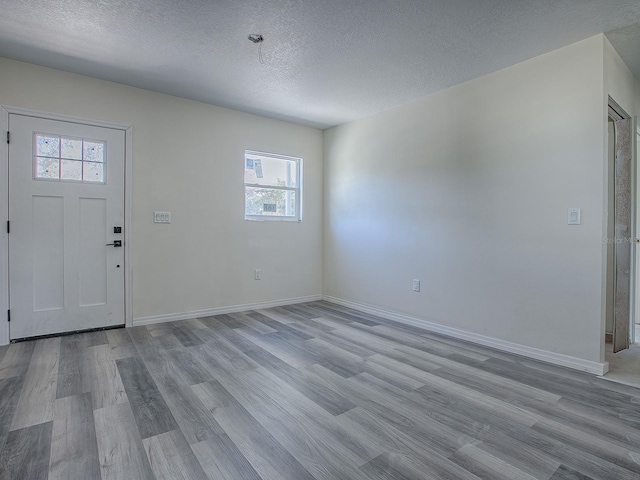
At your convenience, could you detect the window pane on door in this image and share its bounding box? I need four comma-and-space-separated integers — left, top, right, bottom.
83, 162, 104, 182
83, 141, 104, 162
36, 135, 60, 157
61, 160, 82, 181
36, 157, 60, 179
61, 138, 83, 160
34, 133, 106, 183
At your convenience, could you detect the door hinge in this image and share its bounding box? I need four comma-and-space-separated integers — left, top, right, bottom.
6, 221, 9, 234
7, 310, 10, 322
6, 131, 9, 144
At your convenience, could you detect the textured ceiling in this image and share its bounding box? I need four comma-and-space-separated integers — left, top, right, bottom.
606, 22, 640, 84
0, 0, 639, 129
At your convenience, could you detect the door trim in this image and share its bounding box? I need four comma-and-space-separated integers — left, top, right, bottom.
605, 96, 636, 354
0, 106, 133, 345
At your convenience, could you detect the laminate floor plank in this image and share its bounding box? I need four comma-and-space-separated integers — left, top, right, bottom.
0, 421, 52, 480
254, 307, 301, 325
56, 334, 92, 399
247, 308, 303, 327
480, 357, 635, 412
194, 379, 316, 480
287, 320, 378, 357
531, 416, 640, 475
307, 365, 475, 459
306, 302, 382, 326
193, 336, 260, 373
116, 356, 179, 439
281, 303, 324, 320
0, 375, 24, 448
430, 363, 563, 405
217, 325, 265, 353
265, 321, 317, 341
235, 328, 319, 369
192, 434, 263, 480
244, 346, 357, 416
128, 326, 181, 357
550, 465, 595, 479
90, 343, 128, 410
171, 324, 205, 348
213, 313, 245, 329
208, 363, 382, 479
198, 314, 238, 330
83, 329, 109, 347
450, 443, 539, 480
271, 305, 315, 323
0, 340, 35, 379
413, 386, 563, 479
106, 327, 138, 360
94, 402, 155, 480
143, 429, 208, 480
10, 337, 60, 431
304, 337, 367, 378
165, 347, 216, 385
414, 376, 639, 479
231, 312, 278, 334
144, 353, 226, 445
48, 392, 101, 480
360, 451, 482, 480
337, 406, 479, 479
2, 300, 640, 480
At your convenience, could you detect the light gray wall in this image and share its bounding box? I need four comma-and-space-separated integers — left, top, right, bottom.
324, 36, 608, 363
0, 57, 324, 322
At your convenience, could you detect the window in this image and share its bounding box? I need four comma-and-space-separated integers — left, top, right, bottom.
244, 150, 302, 221
34, 133, 105, 183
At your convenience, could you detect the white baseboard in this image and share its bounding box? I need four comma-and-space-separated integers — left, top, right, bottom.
133, 295, 323, 327
323, 295, 609, 376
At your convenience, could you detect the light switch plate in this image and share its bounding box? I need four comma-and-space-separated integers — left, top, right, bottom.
154, 211, 171, 223
567, 208, 580, 225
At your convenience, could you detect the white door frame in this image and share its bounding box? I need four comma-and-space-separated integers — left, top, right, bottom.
635, 121, 640, 344
0, 106, 133, 345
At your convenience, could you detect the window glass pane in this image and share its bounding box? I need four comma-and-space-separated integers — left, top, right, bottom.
61, 138, 83, 160
245, 156, 297, 188
245, 187, 296, 217
83, 141, 105, 163
36, 135, 60, 158
36, 157, 59, 179
83, 161, 104, 182
60, 159, 82, 181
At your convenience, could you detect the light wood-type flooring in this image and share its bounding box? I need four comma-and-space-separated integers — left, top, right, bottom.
1, 301, 639, 479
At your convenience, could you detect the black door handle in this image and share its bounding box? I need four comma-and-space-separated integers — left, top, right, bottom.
106, 240, 122, 247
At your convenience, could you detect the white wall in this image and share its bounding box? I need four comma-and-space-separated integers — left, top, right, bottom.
604, 37, 640, 118
324, 36, 608, 365
0, 57, 323, 323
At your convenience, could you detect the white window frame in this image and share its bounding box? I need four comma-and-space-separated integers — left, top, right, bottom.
244, 150, 302, 222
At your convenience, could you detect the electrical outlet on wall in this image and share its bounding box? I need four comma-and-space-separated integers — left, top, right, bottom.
412, 279, 420, 292
255, 269, 261, 280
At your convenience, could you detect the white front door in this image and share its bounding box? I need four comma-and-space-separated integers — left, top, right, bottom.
8, 114, 125, 339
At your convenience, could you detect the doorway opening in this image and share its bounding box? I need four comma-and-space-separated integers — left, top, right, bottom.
602, 98, 640, 387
